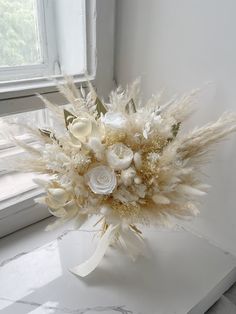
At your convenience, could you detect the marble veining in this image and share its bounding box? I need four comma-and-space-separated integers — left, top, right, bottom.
56, 229, 98, 241
0, 232, 69, 268
1, 219, 236, 314
0, 228, 96, 268
0, 298, 133, 314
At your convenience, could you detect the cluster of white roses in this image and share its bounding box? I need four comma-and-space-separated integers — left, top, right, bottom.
42, 107, 150, 223
6, 79, 236, 277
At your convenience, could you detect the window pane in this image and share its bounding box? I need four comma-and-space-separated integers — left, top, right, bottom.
0, 105, 71, 148
0, 0, 42, 67
0, 108, 49, 144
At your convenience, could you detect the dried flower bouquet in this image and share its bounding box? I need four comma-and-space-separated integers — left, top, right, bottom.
2, 78, 236, 277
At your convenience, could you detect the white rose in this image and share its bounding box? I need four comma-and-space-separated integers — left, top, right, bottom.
106, 143, 133, 170
102, 112, 127, 129
85, 165, 117, 195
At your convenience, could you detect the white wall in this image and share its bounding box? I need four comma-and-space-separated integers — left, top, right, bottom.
115, 0, 236, 255
95, 0, 116, 98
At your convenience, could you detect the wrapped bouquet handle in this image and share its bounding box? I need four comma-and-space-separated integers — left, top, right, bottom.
70, 224, 120, 277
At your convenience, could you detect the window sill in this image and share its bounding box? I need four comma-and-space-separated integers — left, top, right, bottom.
0, 74, 95, 116
0, 73, 94, 99
0, 171, 48, 238
0, 186, 49, 239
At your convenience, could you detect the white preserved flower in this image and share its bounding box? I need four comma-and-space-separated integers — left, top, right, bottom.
47, 188, 69, 207
39, 187, 72, 218
102, 112, 127, 129
106, 143, 133, 170
85, 165, 117, 195
68, 116, 92, 142
68, 114, 100, 143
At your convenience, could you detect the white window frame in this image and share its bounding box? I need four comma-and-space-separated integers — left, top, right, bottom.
0, 0, 96, 116
0, 0, 59, 82
0, 0, 98, 238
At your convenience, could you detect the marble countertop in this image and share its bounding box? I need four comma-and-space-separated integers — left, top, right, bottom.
0, 217, 236, 314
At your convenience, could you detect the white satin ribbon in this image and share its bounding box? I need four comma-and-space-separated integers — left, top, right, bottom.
70, 224, 120, 277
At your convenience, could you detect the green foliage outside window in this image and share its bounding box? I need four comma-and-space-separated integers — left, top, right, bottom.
0, 0, 42, 67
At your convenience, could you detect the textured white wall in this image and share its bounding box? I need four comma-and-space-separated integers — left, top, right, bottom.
115, 0, 236, 255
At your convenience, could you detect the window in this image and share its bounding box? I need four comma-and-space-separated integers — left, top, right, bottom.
0, 0, 43, 69
0, 0, 96, 117
0, 0, 88, 82
0, 0, 97, 237
0, 109, 50, 237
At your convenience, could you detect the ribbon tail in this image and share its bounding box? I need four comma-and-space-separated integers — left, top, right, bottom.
70, 224, 119, 277
119, 227, 147, 261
